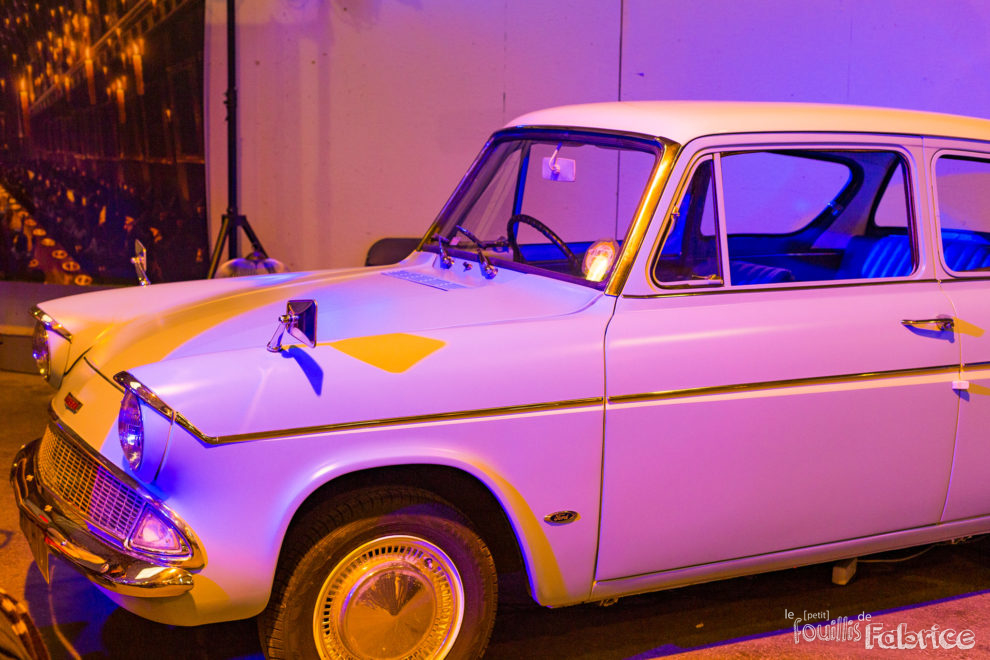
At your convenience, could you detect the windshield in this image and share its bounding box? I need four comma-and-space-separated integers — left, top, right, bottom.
426, 130, 661, 288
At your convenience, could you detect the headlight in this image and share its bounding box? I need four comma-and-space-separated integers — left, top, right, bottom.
118, 390, 144, 470
31, 321, 50, 378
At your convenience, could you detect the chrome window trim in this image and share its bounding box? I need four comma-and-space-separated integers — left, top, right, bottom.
651, 154, 725, 290
412, 125, 678, 297
620, 277, 941, 299
44, 407, 206, 570
605, 138, 681, 296
929, 147, 990, 279
938, 275, 990, 284
644, 139, 924, 294
30, 305, 72, 341
712, 152, 732, 286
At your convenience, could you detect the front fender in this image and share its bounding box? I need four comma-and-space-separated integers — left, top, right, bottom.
109, 296, 614, 622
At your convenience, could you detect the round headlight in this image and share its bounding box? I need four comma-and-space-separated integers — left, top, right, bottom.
118, 390, 144, 470
31, 321, 50, 378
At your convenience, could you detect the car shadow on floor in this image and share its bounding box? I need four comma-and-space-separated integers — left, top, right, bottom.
21, 560, 262, 659
484, 537, 990, 659
15, 537, 990, 659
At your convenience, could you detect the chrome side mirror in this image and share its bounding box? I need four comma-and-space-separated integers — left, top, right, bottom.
267, 299, 318, 352
132, 240, 150, 286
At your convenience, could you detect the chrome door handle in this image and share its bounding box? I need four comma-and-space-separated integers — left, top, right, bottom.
901, 318, 954, 331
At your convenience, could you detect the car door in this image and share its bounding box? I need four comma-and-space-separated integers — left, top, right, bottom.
925, 141, 990, 522
597, 138, 960, 581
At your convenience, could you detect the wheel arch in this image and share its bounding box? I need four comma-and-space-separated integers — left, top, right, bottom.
277, 464, 529, 595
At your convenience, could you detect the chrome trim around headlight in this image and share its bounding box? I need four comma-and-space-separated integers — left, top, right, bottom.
113, 371, 212, 446
30, 305, 72, 341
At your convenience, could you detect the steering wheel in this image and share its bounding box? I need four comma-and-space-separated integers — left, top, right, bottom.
506, 214, 581, 274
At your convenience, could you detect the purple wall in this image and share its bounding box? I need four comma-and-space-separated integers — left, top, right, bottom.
206, 0, 990, 271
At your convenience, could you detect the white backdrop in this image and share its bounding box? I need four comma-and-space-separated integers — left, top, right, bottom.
204, 0, 990, 271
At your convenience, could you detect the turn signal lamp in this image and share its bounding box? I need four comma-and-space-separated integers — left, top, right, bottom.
129, 507, 190, 556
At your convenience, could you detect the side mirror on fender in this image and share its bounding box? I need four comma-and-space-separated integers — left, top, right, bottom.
267, 299, 317, 352
132, 240, 150, 286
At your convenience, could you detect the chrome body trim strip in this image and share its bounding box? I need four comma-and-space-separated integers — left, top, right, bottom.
214, 397, 606, 445
608, 364, 961, 405
30, 305, 72, 341
115, 370, 603, 445
590, 513, 990, 603
114, 369, 603, 444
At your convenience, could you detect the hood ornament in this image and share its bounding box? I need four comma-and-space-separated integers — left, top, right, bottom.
267, 300, 318, 352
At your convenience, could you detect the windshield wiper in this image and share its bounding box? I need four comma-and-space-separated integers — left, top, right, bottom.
453, 225, 498, 279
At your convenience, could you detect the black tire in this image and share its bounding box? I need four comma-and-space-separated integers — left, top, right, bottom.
258, 486, 498, 659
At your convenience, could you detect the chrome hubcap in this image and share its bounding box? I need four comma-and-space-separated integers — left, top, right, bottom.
314, 535, 464, 659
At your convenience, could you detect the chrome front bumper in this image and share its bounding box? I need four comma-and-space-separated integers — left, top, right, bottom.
11, 438, 194, 597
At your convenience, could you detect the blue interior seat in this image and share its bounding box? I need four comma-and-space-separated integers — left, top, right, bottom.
841, 235, 913, 279
730, 261, 795, 285
943, 240, 990, 272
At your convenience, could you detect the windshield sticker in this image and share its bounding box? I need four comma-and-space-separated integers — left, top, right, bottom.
382, 270, 466, 290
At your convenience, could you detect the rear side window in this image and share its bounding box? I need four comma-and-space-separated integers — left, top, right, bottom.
654, 149, 914, 287
935, 156, 990, 273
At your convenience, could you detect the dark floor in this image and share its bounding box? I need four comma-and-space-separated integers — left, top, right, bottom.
3, 369, 990, 659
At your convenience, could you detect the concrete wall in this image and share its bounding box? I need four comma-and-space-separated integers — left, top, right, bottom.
204, 0, 990, 272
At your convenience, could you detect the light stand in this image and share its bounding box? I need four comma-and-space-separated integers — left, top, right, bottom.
207, 0, 269, 277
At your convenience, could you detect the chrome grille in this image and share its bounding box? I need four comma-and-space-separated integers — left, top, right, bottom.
37, 424, 144, 540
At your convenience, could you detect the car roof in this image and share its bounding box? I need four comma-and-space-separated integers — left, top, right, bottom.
507, 101, 990, 144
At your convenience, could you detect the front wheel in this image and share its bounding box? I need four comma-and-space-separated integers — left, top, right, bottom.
259, 487, 498, 659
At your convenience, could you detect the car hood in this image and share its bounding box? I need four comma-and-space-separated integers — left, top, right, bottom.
38, 253, 605, 379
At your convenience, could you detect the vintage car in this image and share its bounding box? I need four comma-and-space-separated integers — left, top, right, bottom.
12, 101, 990, 658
